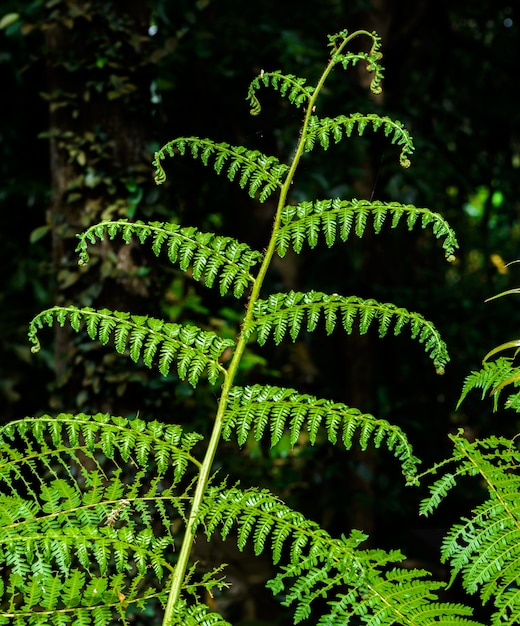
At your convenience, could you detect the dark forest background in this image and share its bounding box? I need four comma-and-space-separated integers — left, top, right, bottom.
1, 1, 519, 623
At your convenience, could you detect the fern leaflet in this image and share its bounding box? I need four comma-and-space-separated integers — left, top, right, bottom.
76, 220, 263, 298
304, 114, 414, 168
223, 384, 419, 480
246, 70, 314, 115
457, 357, 520, 411
153, 137, 288, 202
246, 291, 449, 374
276, 198, 458, 262
28, 306, 233, 386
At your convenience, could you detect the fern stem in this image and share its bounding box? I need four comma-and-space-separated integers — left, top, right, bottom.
162, 30, 381, 625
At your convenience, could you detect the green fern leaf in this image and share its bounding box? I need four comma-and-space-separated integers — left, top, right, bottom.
276, 198, 458, 262
153, 137, 287, 202
223, 384, 419, 479
247, 291, 449, 374
246, 70, 314, 115
304, 114, 414, 168
28, 306, 233, 386
76, 220, 263, 298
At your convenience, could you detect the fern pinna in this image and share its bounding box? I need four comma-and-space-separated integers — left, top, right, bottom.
6, 28, 473, 625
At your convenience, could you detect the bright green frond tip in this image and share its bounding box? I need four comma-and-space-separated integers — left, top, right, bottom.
327, 29, 384, 95
28, 306, 233, 385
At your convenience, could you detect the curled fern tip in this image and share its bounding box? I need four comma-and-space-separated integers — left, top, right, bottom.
153, 153, 167, 185
249, 94, 262, 116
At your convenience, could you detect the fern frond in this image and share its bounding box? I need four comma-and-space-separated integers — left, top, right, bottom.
153, 137, 288, 202
28, 306, 233, 386
419, 433, 520, 625
223, 384, 419, 480
457, 357, 520, 411
198, 485, 482, 626
247, 291, 449, 374
0, 413, 200, 623
246, 70, 314, 115
276, 198, 458, 262
76, 220, 263, 298
304, 114, 414, 168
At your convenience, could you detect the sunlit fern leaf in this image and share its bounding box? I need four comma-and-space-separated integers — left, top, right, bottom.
246, 291, 449, 374
222, 384, 419, 480
0, 414, 201, 624
28, 306, 233, 386
246, 70, 314, 115
276, 198, 458, 262
457, 357, 520, 411
76, 220, 263, 298
199, 486, 482, 626
304, 114, 414, 168
152, 137, 288, 202
419, 433, 520, 625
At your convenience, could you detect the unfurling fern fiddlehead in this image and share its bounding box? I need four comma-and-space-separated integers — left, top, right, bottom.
12, 27, 469, 626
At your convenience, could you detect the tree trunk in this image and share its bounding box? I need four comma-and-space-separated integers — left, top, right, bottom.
42, 1, 154, 413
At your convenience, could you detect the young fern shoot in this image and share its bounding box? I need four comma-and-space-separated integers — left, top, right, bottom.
12, 29, 473, 626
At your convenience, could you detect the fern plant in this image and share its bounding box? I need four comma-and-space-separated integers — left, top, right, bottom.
458, 274, 520, 412
1, 28, 493, 626
417, 431, 520, 626
410, 264, 520, 626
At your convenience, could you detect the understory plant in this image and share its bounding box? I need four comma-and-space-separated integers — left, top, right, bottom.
1, 27, 519, 626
